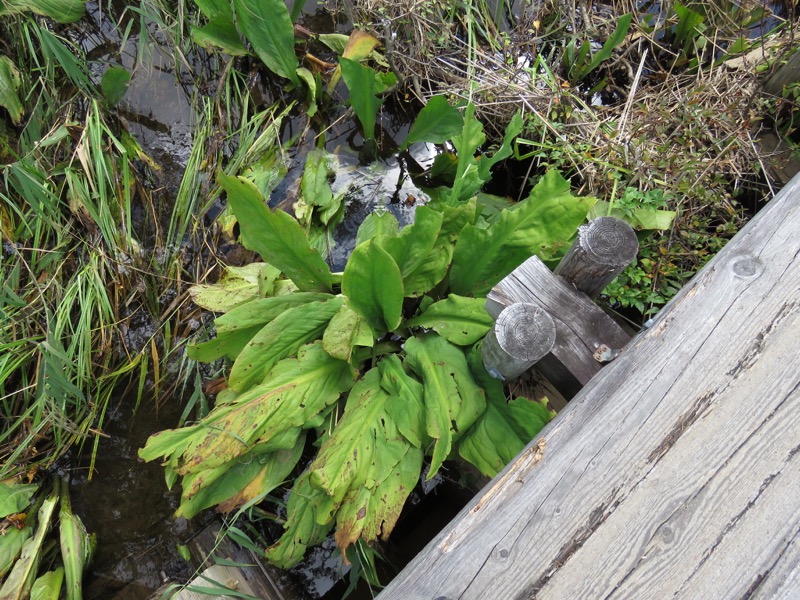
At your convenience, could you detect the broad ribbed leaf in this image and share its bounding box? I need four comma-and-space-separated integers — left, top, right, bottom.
29, 567, 63, 600
229, 298, 343, 391
176, 440, 304, 519
342, 240, 403, 331
232, 0, 299, 85
299, 149, 340, 225
0, 482, 38, 517
322, 303, 373, 362
220, 173, 333, 292
406, 294, 493, 345
458, 345, 554, 476
309, 359, 425, 555
404, 335, 485, 478
191, 0, 247, 55
402, 95, 464, 149
0, 57, 23, 125
266, 471, 335, 568
449, 170, 595, 296
0, 526, 31, 580
216, 292, 333, 334
377, 206, 442, 294
176, 343, 353, 473
380, 354, 425, 448
339, 58, 396, 140
355, 211, 398, 246
99, 67, 130, 106
0, 0, 85, 22
334, 445, 422, 554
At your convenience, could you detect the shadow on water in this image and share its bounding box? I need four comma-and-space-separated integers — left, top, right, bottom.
68, 388, 195, 599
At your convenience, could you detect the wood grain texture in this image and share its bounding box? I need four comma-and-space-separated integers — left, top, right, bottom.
486, 256, 630, 385
482, 303, 556, 380
554, 216, 639, 298
378, 175, 800, 600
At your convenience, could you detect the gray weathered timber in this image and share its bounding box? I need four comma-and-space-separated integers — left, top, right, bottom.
554, 216, 639, 297
481, 303, 556, 380
378, 174, 800, 600
486, 256, 630, 386
168, 522, 287, 600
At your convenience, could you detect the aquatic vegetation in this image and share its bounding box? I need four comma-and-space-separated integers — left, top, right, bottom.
140, 105, 593, 568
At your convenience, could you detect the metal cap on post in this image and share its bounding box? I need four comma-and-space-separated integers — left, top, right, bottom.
555, 216, 639, 298
482, 303, 556, 381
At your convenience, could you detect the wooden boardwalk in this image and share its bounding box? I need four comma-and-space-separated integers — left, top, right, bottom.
379, 175, 800, 599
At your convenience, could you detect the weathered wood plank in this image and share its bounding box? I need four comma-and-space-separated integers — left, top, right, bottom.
378, 175, 800, 600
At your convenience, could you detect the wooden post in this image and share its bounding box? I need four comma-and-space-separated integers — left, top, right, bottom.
486, 255, 631, 394
763, 48, 800, 97
481, 303, 556, 381
554, 216, 639, 298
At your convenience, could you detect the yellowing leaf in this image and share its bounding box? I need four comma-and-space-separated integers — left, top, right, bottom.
404, 335, 485, 479
175, 343, 353, 474
229, 297, 342, 391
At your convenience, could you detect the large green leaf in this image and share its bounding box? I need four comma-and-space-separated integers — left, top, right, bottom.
99, 67, 130, 106
187, 327, 261, 362
355, 211, 398, 246
341, 240, 404, 331
30, 567, 64, 600
377, 206, 443, 293
404, 335, 485, 478
232, 0, 300, 85
0, 57, 24, 125
0, 0, 86, 22
266, 471, 335, 568
339, 58, 396, 140
298, 148, 341, 225
0, 526, 31, 580
401, 95, 464, 149
0, 482, 38, 517
173, 343, 353, 474
229, 297, 343, 391
191, 0, 247, 55
380, 354, 426, 448
216, 292, 333, 333
309, 359, 425, 554
220, 173, 333, 292
449, 170, 595, 296
458, 345, 554, 476
406, 294, 493, 345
